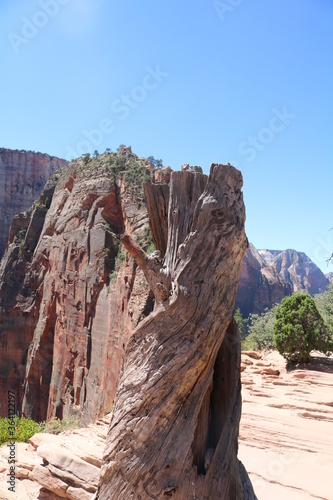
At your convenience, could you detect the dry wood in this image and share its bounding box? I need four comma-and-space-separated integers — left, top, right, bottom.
96, 164, 256, 499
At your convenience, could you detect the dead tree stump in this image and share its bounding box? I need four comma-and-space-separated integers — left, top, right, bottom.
96, 164, 257, 499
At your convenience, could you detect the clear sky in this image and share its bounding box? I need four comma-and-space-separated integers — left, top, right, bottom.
1, 0, 333, 274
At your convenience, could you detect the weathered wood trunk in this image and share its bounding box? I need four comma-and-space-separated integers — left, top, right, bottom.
96, 164, 256, 499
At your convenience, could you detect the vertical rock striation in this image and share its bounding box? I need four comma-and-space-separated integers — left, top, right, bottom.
236, 245, 329, 317
258, 248, 329, 294
0, 148, 68, 259
236, 243, 293, 317
0, 152, 157, 422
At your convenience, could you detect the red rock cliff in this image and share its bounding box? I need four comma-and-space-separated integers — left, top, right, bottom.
0, 148, 68, 259
0, 150, 164, 423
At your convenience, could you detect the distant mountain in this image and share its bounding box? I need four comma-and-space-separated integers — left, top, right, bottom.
235, 245, 329, 317
235, 244, 292, 318
326, 272, 333, 283
258, 249, 329, 294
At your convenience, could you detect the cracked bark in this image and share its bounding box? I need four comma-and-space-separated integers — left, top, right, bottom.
96, 164, 256, 499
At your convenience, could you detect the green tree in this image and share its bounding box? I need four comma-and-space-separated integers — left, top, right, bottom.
81, 153, 90, 165
242, 305, 277, 351
93, 150, 99, 157
273, 293, 331, 363
234, 308, 247, 342
147, 156, 163, 168
314, 283, 333, 335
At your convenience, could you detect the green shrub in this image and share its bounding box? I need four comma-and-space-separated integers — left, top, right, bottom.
0, 416, 43, 445
106, 154, 126, 176
314, 283, 333, 336
115, 250, 126, 269
42, 415, 79, 435
147, 156, 163, 168
146, 241, 156, 254
81, 153, 91, 165
0, 414, 82, 445
108, 271, 117, 284
234, 308, 248, 342
274, 293, 331, 363
241, 306, 277, 351
124, 161, 151, 201
135, 226, 155, 253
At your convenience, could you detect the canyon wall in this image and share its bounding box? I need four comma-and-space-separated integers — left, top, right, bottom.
258, 248, 329, 294
0, 150, 160, 423
235, 244, 293, 317
1, 147, 329, 425
236, 245, 329, 317
0, 148, 68, 259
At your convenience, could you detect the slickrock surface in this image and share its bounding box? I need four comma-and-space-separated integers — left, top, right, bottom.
239, 350, 333, 500
0, 414, 111, 500
0, 148, 68, 259
1, 352, 332, 499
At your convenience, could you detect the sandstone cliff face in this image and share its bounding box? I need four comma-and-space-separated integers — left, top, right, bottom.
235, 244, 292, 317
0, 148, 68, 259
236, 245, 329, 317
258, 249, 329, 294
0, 151, 160, 423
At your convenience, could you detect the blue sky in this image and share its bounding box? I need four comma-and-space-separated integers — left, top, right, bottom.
1, 0, 333, 273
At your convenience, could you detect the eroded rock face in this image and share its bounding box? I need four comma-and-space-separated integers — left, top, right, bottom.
0, 148, 68, 259
259, 248, 329, 294
236, 243, 292, 317
0, 153, 157, 422
236, 245, 329, 317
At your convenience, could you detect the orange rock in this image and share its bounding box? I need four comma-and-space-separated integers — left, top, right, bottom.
242, 350, 262, 360
0, 154, 154, 423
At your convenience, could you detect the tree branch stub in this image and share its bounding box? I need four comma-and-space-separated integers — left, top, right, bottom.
97, 164, 256, 499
